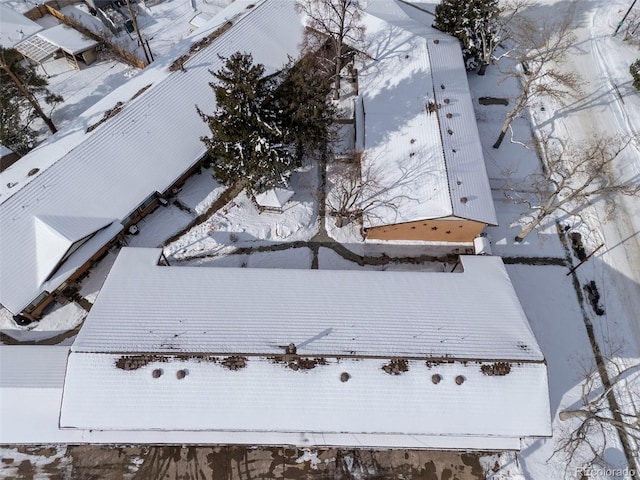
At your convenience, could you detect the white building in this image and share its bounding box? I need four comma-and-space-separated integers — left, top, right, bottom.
0, 248, 551, 450
356, 1, 497, 242
0, 0, 304, 320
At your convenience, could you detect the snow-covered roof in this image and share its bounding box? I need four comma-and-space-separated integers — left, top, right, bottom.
0, 346, 538, 448
0, 0, 304, 315
359, 1, 497, 228
0, 4, 43, 48
254, 187, 294, 209
15, 33, 59, 63
72, 248, 544, 360
0, 345, 69, 389
55, 247, 550, 445
189, 12, 212, 29
38, 24, 98, 55
16, 24, 98, 62
60, 354, 550, 441
0, 144, 15, 158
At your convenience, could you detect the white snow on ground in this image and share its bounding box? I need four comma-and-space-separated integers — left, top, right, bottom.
0, 446, 70, 479
508, 265, 628, 477
0, 301, 85, 342
165, 164, 319, 262
175, 168, 225, 215
79, 250, 118, 303
486, 195, 566, 258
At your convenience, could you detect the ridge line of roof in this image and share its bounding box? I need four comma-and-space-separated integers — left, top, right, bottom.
425, 38, 455, 218
69, 351, 547, 364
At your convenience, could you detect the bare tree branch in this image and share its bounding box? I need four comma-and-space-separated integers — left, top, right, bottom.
493, 14, 580, 148
555, 357, 640, 475
504, 135, 638, 241
296, 0, 365, 99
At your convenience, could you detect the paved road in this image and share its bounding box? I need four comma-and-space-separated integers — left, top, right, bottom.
532, 0, 640, 354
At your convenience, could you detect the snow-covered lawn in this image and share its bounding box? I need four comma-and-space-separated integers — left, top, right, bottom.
165, 163, 320, 262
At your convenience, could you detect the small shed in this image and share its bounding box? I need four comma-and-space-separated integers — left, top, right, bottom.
254, 187, 294, 213
16, 24, 99, 71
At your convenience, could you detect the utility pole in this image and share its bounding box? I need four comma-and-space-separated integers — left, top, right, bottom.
125, 0, 151, 65
614, 0, 638, 35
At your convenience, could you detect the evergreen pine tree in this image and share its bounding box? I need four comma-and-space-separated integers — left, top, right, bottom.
198, 52, 295, 194
0, 47, 62, 153
434, 0, 501, 72
275, 54, 335, 162
631, 59, 640, 91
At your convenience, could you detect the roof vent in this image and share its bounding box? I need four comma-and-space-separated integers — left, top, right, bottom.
176, 369, 187, 380
340, 372, 350, 382
152, 368, 162, 378
434, 39, 440, 44
460, 197, 468, 204
431, 374, 441, 384
286, 343, 297, 355
455, 375, 465, 385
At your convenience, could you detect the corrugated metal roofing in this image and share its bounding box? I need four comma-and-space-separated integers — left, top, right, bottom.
361, 1, 497, 228
0, 0, 304, 314
0, 345, 531, 447
73, 248, 544, 361
60, 354, 551, 438
0, 346, 69, 388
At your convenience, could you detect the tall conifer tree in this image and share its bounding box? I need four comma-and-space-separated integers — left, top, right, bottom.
198, 52, 295, 194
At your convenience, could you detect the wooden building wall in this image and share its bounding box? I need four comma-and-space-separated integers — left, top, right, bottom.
365, 217, 486, 243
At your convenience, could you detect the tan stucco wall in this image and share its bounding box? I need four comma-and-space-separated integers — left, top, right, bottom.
365, 218, 486, 242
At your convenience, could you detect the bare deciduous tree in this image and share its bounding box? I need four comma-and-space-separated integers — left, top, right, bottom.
556, 358, 640, 475
505, 136, 638, 242
493, 15, 580, 148
296, 0, 365, 99
326, 152, 394, 229
477, 0, 530, 75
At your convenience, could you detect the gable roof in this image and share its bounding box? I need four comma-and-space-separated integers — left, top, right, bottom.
0, 0, 304, 314
359, 1, 497, 228
34, 215, 115, 285
72, 248, 544, 360
254, 187, 295, 209
57, 247, 550, 446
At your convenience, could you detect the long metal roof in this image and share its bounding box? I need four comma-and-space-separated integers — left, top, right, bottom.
0, 0, 303, 314
58, 247, 550, 443
361, 1, 498, 228
73, 248, 544, 361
